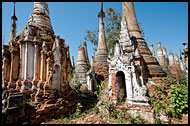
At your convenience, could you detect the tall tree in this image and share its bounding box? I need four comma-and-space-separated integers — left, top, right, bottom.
84, 7, 145, 55
84, 7, 121, 54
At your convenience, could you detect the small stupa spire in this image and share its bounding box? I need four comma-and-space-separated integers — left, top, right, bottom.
95, 2, 108, 65
9, 2, 17, 42
98, 2, 105, 18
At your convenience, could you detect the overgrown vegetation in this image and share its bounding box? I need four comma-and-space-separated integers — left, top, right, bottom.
96, 99, 149, 124
94, 81, 104, 98
41, 35, 52, 42
68, 66, 75, 81
149, 74, 188, 123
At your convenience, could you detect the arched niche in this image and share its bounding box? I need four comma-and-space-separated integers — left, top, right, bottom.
91, 80, 95, 92
96, 74, 104, 84
116, 71, 126, 100
53, 64, 61, 92
96, 74, 104, 91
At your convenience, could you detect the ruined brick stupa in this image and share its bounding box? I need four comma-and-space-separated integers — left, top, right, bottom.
149, 42, 186, 77
156, 42, 169, 74
122, 2, 166, 79
73, 43, 89, 85
87, 3, 109, 91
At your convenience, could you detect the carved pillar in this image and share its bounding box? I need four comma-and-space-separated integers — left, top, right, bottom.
9, 49, 13, 82
111, 71, 117, 101
40, 50, 47, 82
31, 43, 41, 91
35, 44, 41, 81
22, 41, 35, 80
108, 67, 112, 96
8, 45, 19, 88
125, 67, 133, 103
20, 41, 35, 93
46, 57, 51, 81
3, 58, 11, 83
24, 42, 28, 80
20, 42, 25, 80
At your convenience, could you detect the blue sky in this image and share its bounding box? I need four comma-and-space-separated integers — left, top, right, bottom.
2, 2, 188, 64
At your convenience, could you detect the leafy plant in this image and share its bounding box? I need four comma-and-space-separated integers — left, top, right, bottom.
68, 66, 75, 81
168, 83, 188, 118
149, 74, 188, 123
41, 35, 52, 42
73, 103, 83, 119
94, 81, 104, 98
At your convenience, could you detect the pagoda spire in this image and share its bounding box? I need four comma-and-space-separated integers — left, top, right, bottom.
9, 2, 17, 42
98, 2, 105, 18
122, 2, 166, 77
27, 2, 54, 35
95, 2, 108, 65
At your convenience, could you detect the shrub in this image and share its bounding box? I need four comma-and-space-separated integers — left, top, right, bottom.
41, 35, 52, 42
150, 74, 188, 122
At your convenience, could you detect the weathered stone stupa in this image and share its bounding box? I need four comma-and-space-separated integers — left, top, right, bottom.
92, 2, 109, 84
27, 2, 54, 36
122, 2, 166, 79
95, 3, 108, 65
162, 46, 169, 66
156, 42, 169, 73
149, 44, 156, 58
174, 54, 183, 75
83, 42, 90, 65
149, 43, 186, 77
87, 3, 109, 92
73, 45, 88, 85
168, 50, 178, 75
181, 42, 188, 75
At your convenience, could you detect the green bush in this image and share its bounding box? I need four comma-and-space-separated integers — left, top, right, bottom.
168, 81, 188, 118
150, 74, 188, 122
94, 81, 104, 98
41, 35, 52, 42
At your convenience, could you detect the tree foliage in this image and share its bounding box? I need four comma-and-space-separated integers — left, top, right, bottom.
84, 7, 121, 54
84, 7, 145, 55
